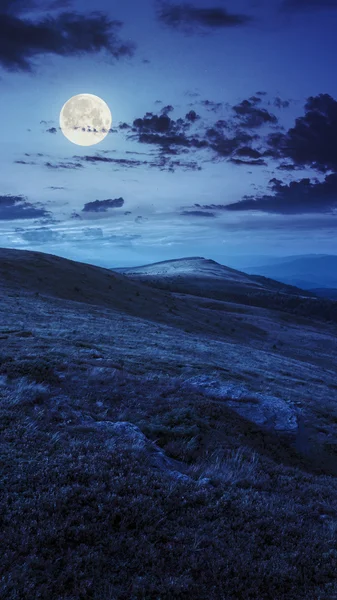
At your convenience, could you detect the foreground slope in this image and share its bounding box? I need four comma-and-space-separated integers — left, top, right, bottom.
1, 248, 337, 599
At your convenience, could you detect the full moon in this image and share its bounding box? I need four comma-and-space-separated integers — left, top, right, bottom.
59, 93, 112, 146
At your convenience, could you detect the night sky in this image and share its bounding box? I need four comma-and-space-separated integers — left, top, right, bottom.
1, 0, 337, 267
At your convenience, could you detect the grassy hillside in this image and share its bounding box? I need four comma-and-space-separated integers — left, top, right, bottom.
1, 248, 337, 599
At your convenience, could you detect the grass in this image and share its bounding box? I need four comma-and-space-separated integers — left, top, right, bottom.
1, 364, 337, 599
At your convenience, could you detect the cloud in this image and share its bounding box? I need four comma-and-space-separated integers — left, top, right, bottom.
156, 2, 252, 32
281, 0, 337, 11
46, 127, 57, 134
19, 226, 62, 243
13, 225, 143, 247
74, 154, 147, 168
223, 174, 337, 214
185, 109, 200, 122
0, 10, 135, 71
193, 203, 229, 211
122, 97, 283, 168
232, 98, 278, 128
180, 210, 216, 217
82, 227, 104, 238
234, 146, 264, 159
82, 198, 125, 213
45, 161, 83, 169
14, 159, 37, 165
277, 162, 301, 171
230, 157, 267, 166
73, 152, 201, 172
130, 110, 229, 160
161, 104, 174, 115
200, 100, 223, 112
205, 122, 256, 158
267, 94, 337, 172
47, 185, 66, 189
273, 97, 290, 109
0, 194, 50, 220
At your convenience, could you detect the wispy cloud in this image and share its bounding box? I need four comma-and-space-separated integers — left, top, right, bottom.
0, 9, 135, 71
156, 2, 252, 33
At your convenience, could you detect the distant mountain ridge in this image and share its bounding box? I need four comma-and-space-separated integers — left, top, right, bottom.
243, 255, 337, 290
114, 256, 313, 297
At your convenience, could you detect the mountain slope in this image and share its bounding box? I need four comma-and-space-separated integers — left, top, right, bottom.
114, 256, 313, 298
2, 248, 337, 599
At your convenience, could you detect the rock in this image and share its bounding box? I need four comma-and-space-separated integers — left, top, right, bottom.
184, 374, 298, 432
94, 420, 191, 481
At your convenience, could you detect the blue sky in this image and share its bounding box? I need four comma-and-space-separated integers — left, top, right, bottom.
1, 0, 337, 267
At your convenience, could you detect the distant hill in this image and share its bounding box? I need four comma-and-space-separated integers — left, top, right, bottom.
224, 253, 332, 270
243, 255, 337, 290
114, 256, 313, 299
114, 256, 337, 324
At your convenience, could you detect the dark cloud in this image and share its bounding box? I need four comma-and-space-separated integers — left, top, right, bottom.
232, 98, 278, 128
0, 194, 50, 220
273, 97, 290, 109
205, 122, 256, 158
185, 109, 200, 122
180, 210, 216, 217
277, 163, 301, 171
161, 104, 174, 115
281, 0, 337, 11
47, 186, 66, 190
230, 157, 267, 166
155, 156, 202, 172
223, 174, 337, 214
267, 94, 337, 172
45, 161, 83, 169
14, 159, 36, 165
194, 203, 229, 210
122, 97, 281, 168
73, 151, 201, 172
74, 154, 146, 168
184, 90, 200, 98
46, 127, 57, 134
129, 111, 208, 153
235, 146, 264, 159
82, 198, 124, 213
156, 2, 252, 32
0, 10, 135, 71
201, 100, 223, 112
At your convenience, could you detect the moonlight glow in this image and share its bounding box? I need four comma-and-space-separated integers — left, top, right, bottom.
59, 93, 112, 146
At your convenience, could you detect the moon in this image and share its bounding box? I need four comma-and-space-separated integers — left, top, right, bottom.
59, 93, 112, 146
